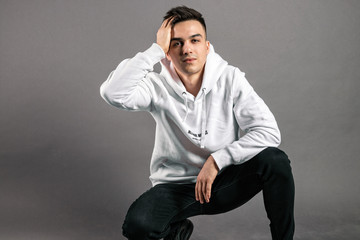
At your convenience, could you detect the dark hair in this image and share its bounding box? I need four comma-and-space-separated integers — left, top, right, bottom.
163, 6, 207, 35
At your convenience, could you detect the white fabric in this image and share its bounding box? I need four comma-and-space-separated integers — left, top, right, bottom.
100, 43, 281, 186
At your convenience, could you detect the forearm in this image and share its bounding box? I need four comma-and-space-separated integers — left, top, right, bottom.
211, 122, 280, 170
100, 43, 165, 110
211, 69, 281, 170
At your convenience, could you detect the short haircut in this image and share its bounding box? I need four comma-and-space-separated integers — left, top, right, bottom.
163, 6, 207, 36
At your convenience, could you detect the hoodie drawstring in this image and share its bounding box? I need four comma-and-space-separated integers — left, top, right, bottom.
182, 92, 189, 122
200, 88, 207, 148
182, 89, 207, 148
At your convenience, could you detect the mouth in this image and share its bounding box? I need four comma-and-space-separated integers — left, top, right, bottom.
182, 58, 196, 63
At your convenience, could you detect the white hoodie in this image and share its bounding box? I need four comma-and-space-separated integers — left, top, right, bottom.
100, 43, 281, 186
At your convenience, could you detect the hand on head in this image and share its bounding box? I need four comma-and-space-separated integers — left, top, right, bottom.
156, 17, 174, 53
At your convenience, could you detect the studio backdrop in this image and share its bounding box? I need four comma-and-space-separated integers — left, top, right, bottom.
1, 0, 359, 239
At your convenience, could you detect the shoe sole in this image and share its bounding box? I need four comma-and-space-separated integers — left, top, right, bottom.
180, 220, 193, 240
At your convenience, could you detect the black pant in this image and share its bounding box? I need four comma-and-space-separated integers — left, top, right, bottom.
122, 147, 295, 240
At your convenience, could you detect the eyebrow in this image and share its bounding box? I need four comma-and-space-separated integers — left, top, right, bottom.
170, 34, 203, 42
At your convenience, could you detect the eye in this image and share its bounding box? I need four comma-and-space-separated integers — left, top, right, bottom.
191, 39, 200, 43
173, 41, 182, 47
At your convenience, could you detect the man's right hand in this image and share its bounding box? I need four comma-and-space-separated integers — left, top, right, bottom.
156, 17, 174, 53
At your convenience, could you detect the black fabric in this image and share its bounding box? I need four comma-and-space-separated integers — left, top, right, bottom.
122, 147, 295, 240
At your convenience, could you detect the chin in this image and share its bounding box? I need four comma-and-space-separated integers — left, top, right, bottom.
183, 66, 199, 73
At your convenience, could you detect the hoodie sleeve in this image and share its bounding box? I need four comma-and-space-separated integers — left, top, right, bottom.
100, 43, 165, 111
211, 68, 281, 170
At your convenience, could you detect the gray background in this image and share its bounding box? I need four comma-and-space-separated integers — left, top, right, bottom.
1, 0, 359, 239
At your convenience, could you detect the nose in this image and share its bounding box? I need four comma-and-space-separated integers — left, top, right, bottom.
182, 41, 192, 55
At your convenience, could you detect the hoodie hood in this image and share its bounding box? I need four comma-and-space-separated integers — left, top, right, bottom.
160, 44, 228, 99
159, 44, 228, 148
101, 42, 281, 185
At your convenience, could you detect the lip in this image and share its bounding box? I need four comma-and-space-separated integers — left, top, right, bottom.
183, 58, 196, 63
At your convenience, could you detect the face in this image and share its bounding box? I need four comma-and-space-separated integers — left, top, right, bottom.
166, 20, 210, 79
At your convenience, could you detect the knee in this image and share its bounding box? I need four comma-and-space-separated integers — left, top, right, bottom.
256, 147, 292, 179
122, 212, 154, 239
122, 205, 167, 240
122, 186, 174, 239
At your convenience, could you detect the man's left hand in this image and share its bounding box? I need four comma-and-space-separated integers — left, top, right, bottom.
195, 155, 219, 204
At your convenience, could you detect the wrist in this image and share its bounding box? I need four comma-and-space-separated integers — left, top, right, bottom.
145, 43, 166, 62
156, 42, 168, 53
208, 155, 219, 172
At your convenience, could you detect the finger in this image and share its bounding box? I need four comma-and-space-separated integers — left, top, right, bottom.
164, 16, 175, 27
160, 18, 166, 27
205, 182, 212, 203
197, 181, 204, 204
199, 183, 204, 204
195, 181, 199, 201
196, 181, 202, 202
160, 17, 171, 28
200, 181, 206, 204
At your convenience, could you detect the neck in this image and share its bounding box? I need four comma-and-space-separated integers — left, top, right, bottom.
176, 69, 204, 97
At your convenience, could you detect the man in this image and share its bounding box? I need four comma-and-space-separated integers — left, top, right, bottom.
100, 6, 295, 240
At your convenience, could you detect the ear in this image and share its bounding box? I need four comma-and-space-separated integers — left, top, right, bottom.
206, 41, 210, 54
166, 52, 172, 62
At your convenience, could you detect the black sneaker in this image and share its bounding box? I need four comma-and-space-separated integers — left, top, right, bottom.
164, 219, 194, 240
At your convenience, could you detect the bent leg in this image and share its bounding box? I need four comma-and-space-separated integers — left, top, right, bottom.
255, 148, 295, 240
203, 147, 294, 240
122, 147, 294, 239
122, 183, 198, 240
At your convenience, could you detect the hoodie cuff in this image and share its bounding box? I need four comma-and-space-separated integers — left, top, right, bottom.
143, 43, 166, 64
211, 149, 234, 170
